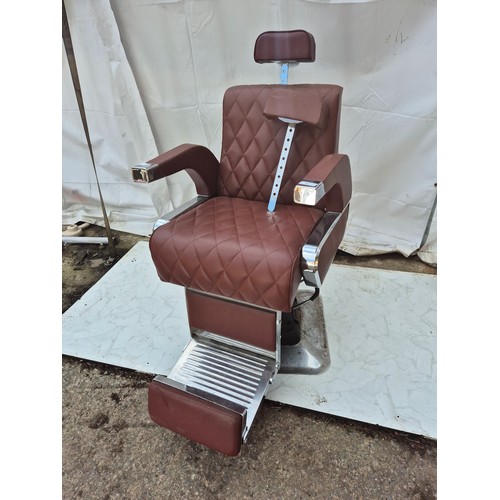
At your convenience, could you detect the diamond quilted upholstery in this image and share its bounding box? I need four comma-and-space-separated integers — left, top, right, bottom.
149, 196, 324, 312
217, 84, 342, 206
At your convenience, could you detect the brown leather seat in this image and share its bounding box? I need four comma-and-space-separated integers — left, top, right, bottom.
150, 196, 323, 312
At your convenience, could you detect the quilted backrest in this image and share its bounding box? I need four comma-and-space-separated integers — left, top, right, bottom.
217, 84, 342, 205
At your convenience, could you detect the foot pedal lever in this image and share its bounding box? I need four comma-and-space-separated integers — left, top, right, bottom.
148, 337, 277, 456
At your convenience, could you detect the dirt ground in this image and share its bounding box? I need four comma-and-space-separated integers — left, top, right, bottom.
62, 223, 437, 499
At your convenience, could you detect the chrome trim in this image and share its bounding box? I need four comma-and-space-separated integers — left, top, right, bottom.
294, 180, 326, 206
278, 117, 302, 124
267, 123, 296, 212
131, 162, 158, 183
274, 312, 282, 374
302, 211, 341, 272
160, 336, 277, 442
152, 196, 209, 233
152, 218, 169, 232
301, 204, 349, 287
192, 328, 277, 360
153, 375, 248, 417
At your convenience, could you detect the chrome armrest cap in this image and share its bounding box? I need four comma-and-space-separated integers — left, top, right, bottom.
131, 163, 157, 183
294, 181, 325, 206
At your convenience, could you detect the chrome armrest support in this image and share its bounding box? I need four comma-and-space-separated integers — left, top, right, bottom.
294, 180, 325, 206
301, 204, 349, 287
152, 195, 209, 232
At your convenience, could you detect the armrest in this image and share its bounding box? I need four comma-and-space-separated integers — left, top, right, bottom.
131, 144, 220, 197
294, 153, 351, 211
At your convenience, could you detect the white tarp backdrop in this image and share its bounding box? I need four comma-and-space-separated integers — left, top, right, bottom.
62, 0, 437, 263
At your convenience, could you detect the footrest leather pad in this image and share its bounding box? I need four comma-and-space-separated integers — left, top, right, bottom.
148, 380, 243, 456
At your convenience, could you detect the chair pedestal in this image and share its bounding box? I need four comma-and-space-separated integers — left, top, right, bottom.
148, 292, 280, 455
279, 293, 331, 375
148, 290, 331, 454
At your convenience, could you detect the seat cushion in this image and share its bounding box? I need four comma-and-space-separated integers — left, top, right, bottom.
149, 196, 324, 311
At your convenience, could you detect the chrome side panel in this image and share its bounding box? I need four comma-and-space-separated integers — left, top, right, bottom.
301, 204, 349, 287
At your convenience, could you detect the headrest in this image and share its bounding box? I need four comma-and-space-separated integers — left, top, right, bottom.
254, 30, 316, 63
263, 88, 327, 128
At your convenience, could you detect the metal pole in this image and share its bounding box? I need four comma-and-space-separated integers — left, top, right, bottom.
62, 1, 117, 261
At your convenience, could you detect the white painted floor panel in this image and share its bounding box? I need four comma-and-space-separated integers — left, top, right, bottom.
63, 241, 436, 438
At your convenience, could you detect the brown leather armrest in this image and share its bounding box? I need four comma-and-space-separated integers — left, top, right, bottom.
294, 153, 352, 212
132, 144, 220, 197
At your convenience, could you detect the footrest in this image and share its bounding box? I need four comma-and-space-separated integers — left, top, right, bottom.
149, 379, 244, 456
148, 337, 277, 456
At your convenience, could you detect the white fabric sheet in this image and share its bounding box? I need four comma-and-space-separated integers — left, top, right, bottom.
62, 0, 437, 262
418, 205, 437, 266
62, 0, 170, 233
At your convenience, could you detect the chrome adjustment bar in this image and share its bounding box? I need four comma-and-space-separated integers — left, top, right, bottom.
280, 62, 289, 84
278, 61, 298, 85
267, 119, 300, 212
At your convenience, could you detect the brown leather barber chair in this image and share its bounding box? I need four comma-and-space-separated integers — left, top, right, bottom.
132, 30, 352, 456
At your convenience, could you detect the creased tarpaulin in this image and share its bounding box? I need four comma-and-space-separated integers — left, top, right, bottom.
62, 0, 437, 263
418, 205, 436, 266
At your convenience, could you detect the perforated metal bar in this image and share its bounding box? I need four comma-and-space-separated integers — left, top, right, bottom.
267, 123, 296, 212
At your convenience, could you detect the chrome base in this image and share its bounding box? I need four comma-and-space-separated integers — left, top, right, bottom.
279, 292, 330, 375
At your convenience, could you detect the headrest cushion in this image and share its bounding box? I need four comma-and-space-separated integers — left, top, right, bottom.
254, 30, 316, 63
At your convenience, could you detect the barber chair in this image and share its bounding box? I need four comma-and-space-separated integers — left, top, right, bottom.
131, 30, 352, 456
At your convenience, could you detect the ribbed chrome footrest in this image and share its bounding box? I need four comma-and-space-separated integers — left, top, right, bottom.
149, 336, 277, 455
